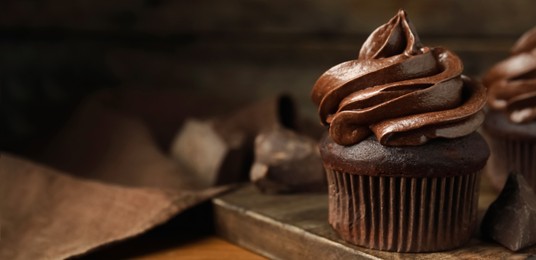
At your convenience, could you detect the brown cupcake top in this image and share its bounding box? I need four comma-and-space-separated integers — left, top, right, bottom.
484, 26, 536, 124
311, 10, 486, 147
319, 132, 489, 177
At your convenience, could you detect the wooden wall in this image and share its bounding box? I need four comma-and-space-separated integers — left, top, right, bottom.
1, 0, 536, 151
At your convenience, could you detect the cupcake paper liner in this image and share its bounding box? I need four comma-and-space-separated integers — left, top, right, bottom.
486, 137, 536, 191
326, 170, 480, 252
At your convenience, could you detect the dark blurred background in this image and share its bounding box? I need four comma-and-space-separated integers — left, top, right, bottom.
1, 0, 535, 154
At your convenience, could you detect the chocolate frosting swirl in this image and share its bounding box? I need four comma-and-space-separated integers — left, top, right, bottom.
484, 26, 536, 124
311, 10, 486, 146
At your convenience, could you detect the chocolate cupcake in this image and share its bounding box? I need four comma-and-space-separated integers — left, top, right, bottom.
311, 10, 489, 252
482, 26, 536, 191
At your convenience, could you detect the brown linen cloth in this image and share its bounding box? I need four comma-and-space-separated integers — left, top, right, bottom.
0, 89, 238, 259
0, 154, 227, 260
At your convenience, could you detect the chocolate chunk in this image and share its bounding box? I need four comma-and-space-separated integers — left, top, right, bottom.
170, 119, 249, 187
170, 95, 297, 187
250, 127, 326, 194
481, 173, 536, 251
294, 116, 325, 140
214, 94, 296, 137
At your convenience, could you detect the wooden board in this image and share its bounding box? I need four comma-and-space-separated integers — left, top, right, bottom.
213, 180, 536, 259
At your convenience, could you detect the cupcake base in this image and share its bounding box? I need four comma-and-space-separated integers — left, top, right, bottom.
484, 111, 536, 191
327, 170, 480, 252
319, 133, 489, 252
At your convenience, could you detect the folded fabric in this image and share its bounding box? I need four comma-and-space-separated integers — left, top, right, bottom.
0, 90, 235, 259
0, 154, 226, 260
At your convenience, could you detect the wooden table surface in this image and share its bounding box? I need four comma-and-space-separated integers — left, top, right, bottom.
86, 176, 504, 260
137, 236, 265, 260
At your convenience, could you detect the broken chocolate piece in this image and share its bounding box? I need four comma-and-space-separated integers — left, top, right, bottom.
170, 119, 249, 187
214, 94, 296, 137
170, 95, 297, 187
295, 116, 325, 140
481, 173, 536, 251
250, 127, 326, 194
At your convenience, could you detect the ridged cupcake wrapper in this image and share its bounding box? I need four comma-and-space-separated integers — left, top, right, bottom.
326, 170, 480, 252
487, 138, 536, 191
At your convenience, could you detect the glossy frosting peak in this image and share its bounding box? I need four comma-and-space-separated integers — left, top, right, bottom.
484, 26, 536, 124
311, 10, 486, 146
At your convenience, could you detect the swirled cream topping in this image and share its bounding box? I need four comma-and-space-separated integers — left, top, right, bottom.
311, 10, 486, 146
484, 26, 536, 124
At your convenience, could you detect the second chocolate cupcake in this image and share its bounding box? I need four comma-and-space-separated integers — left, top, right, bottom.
482, 26, 536, 192
311, 10, 489, 252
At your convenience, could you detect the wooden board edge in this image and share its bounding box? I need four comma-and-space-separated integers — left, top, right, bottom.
213, 198, 380, 260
